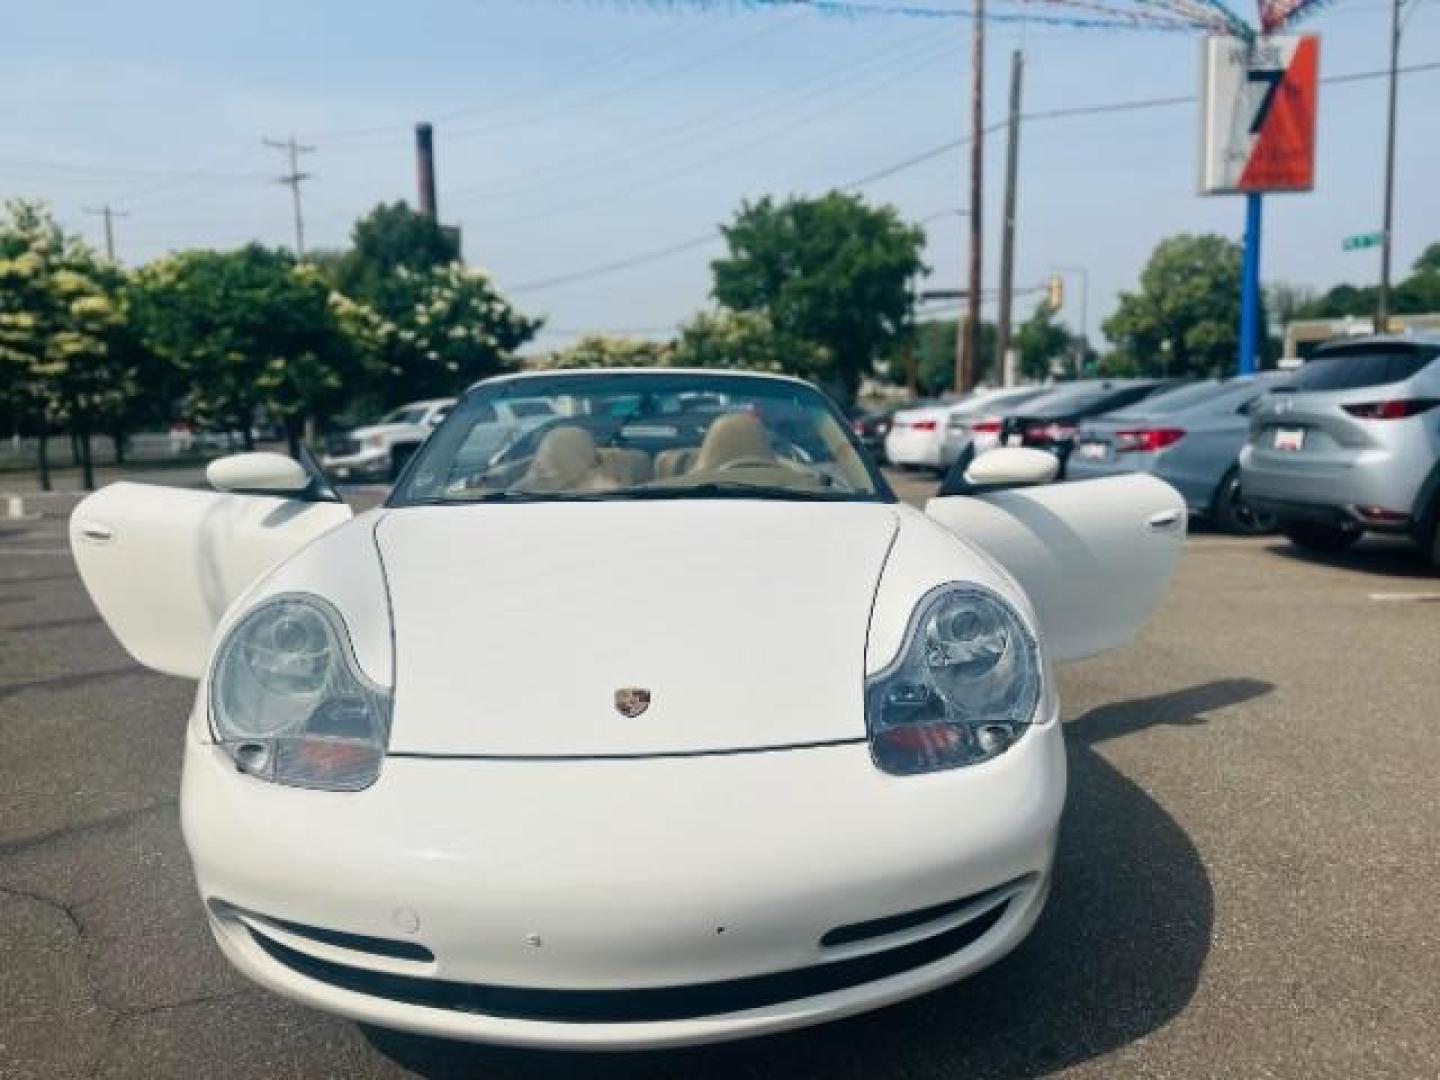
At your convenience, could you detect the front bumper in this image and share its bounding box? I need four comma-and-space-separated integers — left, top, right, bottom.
183, 724, 1065, 1049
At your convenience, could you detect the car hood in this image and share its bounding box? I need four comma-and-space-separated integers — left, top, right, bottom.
375, 501, 900, 756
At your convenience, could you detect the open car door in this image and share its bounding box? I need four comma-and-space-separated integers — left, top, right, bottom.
70, 482, 352, 679
926, 473, 1185, 664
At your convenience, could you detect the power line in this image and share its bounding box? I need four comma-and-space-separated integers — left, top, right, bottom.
504, 56, 1440, 296
443, 23, 949, 205
262, 136, 316, 257
474, 35, 960, 236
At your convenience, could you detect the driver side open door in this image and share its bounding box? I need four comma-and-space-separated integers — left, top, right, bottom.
927, 473, 1185, 664
70, 483, 352, 679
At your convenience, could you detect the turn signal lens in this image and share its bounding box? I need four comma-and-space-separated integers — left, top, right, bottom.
1115, 428, 1186, 453
1342, 399, 1439, 420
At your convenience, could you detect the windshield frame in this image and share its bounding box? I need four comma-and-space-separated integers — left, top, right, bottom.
386, 370, 897, 508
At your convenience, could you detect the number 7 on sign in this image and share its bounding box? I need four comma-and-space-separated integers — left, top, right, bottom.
1247, 69, 1283, 134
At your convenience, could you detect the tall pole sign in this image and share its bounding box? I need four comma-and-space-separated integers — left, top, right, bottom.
1199, 34, 1319, 374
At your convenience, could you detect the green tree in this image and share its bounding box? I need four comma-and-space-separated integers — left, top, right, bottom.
904, 319, 999, 396
532, 334, 673, 369
710, 192, 925, 405
672, 309, 828, 376
0, 201, 125, 489
1014, 302, 1075, 381
332, 202, 460, 301
132, 245, 380, 455
1103, 234, 1249, 377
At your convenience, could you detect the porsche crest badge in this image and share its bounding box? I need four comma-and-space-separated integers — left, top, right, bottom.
614, 688, 652, 718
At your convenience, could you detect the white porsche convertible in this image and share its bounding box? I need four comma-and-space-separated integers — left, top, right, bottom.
70, 369, 1184, 1050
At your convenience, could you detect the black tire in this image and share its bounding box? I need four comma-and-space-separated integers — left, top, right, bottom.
1213, 470, 1276, 536
388, 443, 417, 482
1281, 520, 1361, 554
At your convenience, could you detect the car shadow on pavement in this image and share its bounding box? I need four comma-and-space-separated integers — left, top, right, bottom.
1264, 536, 1436, 580
364, 678, 1272, 1080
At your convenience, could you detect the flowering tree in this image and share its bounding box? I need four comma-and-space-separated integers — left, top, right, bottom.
673, 309, 829, 377
369, 262, 542, 401
530, 333, 673, 370
0, 201, 125, 489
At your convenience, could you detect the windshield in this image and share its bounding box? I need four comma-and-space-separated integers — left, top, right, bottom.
1289, 344, 1438, 391
391, 372, 891, 505
380, 405, 430, 426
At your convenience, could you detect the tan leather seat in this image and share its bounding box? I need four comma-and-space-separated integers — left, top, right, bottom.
692, 412, 775, 472
653, 448, 697, 479
597, 448, 653, 487
518, 426, 616, 491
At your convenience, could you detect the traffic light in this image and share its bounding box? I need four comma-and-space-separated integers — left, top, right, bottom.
1047, 273, 1064, 312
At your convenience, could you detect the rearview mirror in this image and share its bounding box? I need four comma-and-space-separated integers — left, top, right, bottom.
206, 452, 311, 496
961, 447, 1059, 491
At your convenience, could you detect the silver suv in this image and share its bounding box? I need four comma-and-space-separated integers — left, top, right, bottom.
1240, 334, 1440, 566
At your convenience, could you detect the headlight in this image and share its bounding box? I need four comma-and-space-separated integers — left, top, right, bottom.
210, 594, 391, 791
866, 583, 1043, 775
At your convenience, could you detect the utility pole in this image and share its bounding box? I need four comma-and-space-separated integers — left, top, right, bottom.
995, 50, 1023, 388
82, 204, 128, 261
416, 122, 438, 220
263, 136, 316, 258
1376, 0, 1405, 330
959, 0, 985, 393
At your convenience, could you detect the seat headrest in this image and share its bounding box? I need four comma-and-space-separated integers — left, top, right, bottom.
693, 412, 774, 472
520, 425, 598, 490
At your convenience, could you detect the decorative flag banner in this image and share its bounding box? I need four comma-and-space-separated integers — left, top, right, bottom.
607, 0, 1253, 34
599, 0, 1329, 38
1198, 34, 1319, 193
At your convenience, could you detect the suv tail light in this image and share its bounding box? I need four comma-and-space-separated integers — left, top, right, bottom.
1114, 428, 1186, 453
1341, 399, 1439, 420
971, 418, 1002, 433
911, 419, 938, 432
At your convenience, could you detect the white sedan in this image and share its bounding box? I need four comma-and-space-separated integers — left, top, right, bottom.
70, 369, 1184, 1050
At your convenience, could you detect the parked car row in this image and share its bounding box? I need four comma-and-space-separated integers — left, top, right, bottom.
896, 332, 1440, 564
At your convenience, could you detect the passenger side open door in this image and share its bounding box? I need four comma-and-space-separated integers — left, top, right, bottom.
927, 472, 1185, 664
70, 468, 352, 680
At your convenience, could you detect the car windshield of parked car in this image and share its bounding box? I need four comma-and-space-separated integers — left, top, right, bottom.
1014, 384, 1118, 416
1123, 379, 1226, 415
1288, 344, 1439, 391
381, 405, 429, 426
391, 372, 890, 505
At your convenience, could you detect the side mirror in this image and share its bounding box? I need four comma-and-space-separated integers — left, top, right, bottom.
958, 447, 1059, 492
206, 452, 311, 496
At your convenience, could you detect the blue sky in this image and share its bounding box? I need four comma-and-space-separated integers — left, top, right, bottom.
4, 0, 1437, 352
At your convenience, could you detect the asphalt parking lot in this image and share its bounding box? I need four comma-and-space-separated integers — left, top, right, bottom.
2, 473, 1438, 1079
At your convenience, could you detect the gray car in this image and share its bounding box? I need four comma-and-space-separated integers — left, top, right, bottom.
1069, 374, 1292, 533
1239, 334, 1440, 565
